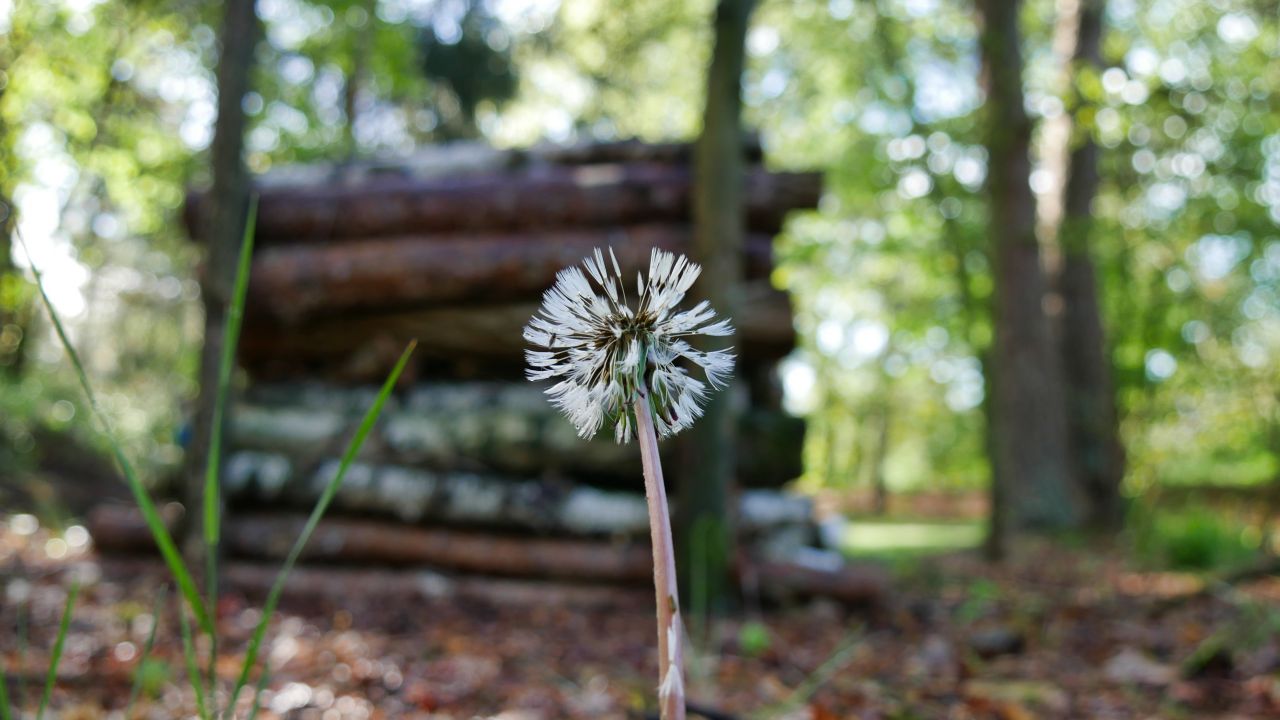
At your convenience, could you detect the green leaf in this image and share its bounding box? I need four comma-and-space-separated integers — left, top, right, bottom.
14, 229, 213, 636
226, 341, 417, 715
36, 581, 78, 720
207, 195, 258, 548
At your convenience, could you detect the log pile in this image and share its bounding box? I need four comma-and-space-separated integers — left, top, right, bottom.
173, 140, 880, 602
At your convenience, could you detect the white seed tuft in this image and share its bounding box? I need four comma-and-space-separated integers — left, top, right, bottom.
524, 247, 736, 442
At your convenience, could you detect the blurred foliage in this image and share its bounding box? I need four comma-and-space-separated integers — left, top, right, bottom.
1130, 504, 1261, 571
0, 0, 545, 485
736, 620, 772, 657
0, 0, 1277, 514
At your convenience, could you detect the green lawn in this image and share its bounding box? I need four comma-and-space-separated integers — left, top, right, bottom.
841, 519, 985, 559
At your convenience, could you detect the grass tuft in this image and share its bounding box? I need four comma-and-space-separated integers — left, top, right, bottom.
15, 228, 213, 636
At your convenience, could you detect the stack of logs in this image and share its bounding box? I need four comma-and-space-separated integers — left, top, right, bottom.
90, 140, 885, 604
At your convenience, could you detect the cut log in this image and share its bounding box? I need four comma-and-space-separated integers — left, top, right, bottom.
217, 455, 809, 534
245, 227, 777, 322
88, 506, 651, 581
98, 555, 644, 609
226, 384, 804, 488
187, 164, 820, 243
222, 459, 652, 534
238, 281, 797, 382
90, 508, 888, 604
222, 562, 645, 608
531, 135, 764, 166
747, 555, 890, 606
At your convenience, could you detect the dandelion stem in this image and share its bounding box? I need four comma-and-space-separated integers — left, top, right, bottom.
634, 381, 686, 720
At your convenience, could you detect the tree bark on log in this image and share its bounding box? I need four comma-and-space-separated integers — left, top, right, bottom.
745, 558, 888, 606
226, 385, 803, 488
977, 0, 1079, 538
92, 506, 653, 581
237, 281, 797, 382
533, 135, 763, 166
245, 227, 777, 322
217, 455, 811, 536
90, 508, 888, 604
186, 165, 820, 243
1057, 0, 1126, 531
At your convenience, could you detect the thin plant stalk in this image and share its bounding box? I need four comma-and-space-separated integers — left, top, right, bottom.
0, 662, 12, 720
226, 340, 417, 716
125, 588, 167, 716
36, 581, 78, 720
244, 665, 271, 720
749, 628, 863, 720
16, 597, 28, 711
634, 382, 686, 720
202, 196, 259, 713
178, 602, 211, 720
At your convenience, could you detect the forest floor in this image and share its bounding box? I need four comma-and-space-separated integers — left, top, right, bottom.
2, 514, 1279, 720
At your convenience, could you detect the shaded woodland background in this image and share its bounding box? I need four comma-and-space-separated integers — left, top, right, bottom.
4, 0, 1278, 562
2, 0, 1280, 717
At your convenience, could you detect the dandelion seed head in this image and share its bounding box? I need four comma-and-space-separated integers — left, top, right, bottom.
524, 248, 736, 442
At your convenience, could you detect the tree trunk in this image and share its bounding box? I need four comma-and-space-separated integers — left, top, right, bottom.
977, 0, 1079, 534
682, 0, 756, 613
181, 0, 260, 563
1056, 0, 1126, 531
868, 402, 892, 517
0, 28, 28, 379
0, 197, 25, 378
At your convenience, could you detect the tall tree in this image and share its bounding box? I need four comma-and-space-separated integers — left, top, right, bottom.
1056, 0, 1126, 530
976, 0, 1079, 541
182, 0, 260, 563
0, 16, 28, 378
683, 0, 755, 611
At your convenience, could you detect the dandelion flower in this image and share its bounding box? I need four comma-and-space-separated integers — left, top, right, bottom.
524, 247, 735, 443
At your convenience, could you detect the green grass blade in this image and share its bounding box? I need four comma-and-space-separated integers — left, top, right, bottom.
125, 587, 167, 716
749, 627, 862, 720
14, 229, 212, 636
244, 665, 271, 720
203, 196, 258, 718
178, 601, 211, 720
206, 196, 257, 548
16, 597, 28, 711
226, 341, 416, 713
0, 663, 12, 720
36, 581, 78, 720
